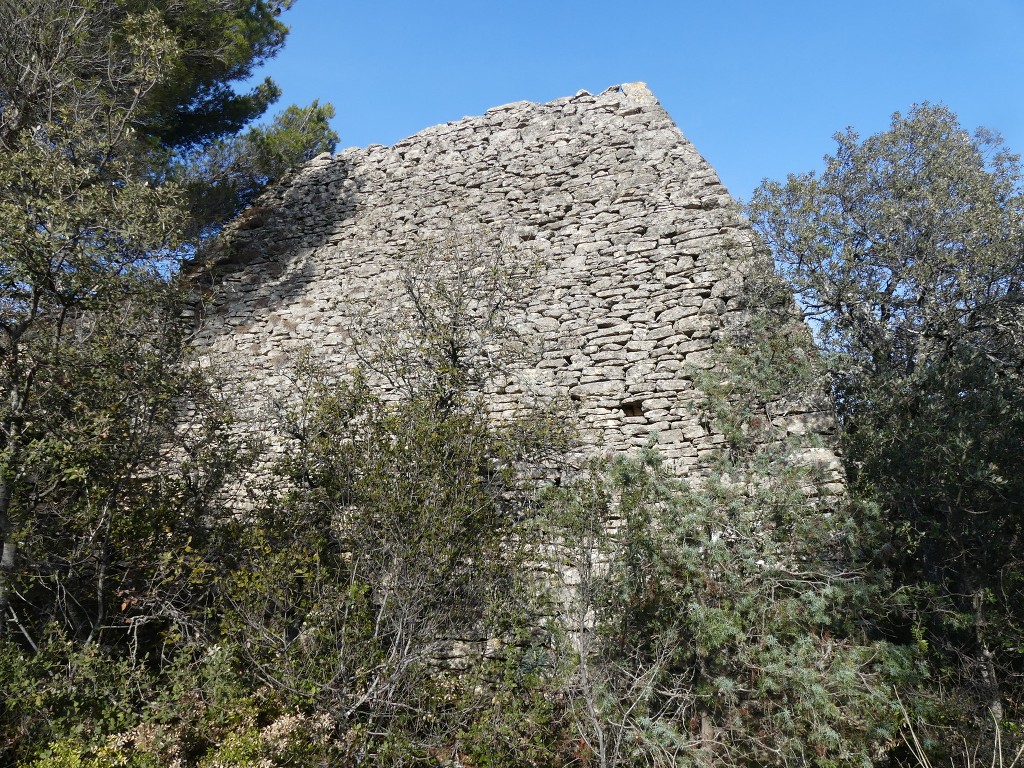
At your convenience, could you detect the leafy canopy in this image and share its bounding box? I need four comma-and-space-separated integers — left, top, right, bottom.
749, 103, 1024, 742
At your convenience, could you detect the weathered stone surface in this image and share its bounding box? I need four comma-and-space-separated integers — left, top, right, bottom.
189, 83, 840, 478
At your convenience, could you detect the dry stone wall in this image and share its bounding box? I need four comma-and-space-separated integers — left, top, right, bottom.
190, 82, 840, 479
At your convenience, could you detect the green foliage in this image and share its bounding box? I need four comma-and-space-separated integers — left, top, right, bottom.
0, 1, 310, 154
7, 290, 238, 641
0, 2, 327, 762
176, 100, 338, 239
0, 0, 338, 242
131, 0, 341, 238
542, 303, 913, 767
1, 0, 187, 651
1, 630, 148, 761
0, 0, 330, 645
1, 633, 343, 767
130, 0, 294, 150
214, 367, 562, 763
454, 651, 575, 768
0, 1, 173, 149
204, 238, 571, 764
749, 104, 1024, 746
546, 452, 910, 767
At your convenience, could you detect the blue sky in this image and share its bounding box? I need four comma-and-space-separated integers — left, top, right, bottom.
254, 0, 1024, 203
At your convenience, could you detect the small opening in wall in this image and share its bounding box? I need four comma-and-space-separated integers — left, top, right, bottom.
620, 400, 644, 418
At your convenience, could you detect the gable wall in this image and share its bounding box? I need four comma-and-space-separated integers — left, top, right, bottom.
190, 83, 838, 478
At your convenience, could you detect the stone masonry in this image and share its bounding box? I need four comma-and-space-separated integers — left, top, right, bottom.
189, 83, 841, 480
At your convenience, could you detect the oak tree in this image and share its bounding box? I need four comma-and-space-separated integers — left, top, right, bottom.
749, 103, 1024, 739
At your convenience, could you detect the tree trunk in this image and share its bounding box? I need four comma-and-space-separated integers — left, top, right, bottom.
0, 477, 15, 639
974, 587, 1004, 722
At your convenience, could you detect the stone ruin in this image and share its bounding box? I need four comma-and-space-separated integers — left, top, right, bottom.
188, 82, 842, 484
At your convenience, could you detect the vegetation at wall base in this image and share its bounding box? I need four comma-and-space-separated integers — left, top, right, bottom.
0, 1, 334, 764
2, 3, 1020, 763
531, 287, 917, 767
750, 103, 1024, 762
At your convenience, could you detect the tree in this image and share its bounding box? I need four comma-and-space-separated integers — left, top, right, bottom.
0, 0, 337, 639
748, 104, 1024, 745
129, 0, 296, 150
131, 0, 340, 236
0, 3, 332, 761
175, 100, 338, 239
213, 237, 570, 764
0, 0, 186, 636
0, 0, 339, 240
543, 300, 911, 768
0, 0, 303, 153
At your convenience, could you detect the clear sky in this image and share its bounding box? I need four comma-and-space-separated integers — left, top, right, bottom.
252, 0, 1024, 203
